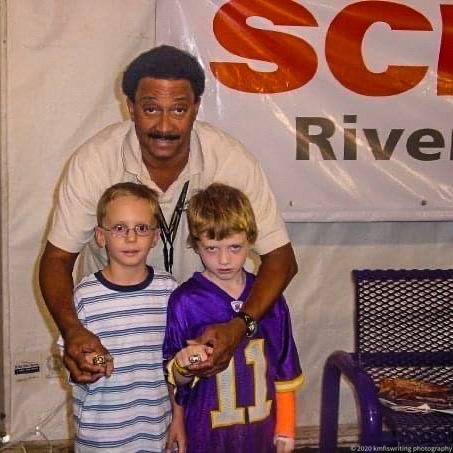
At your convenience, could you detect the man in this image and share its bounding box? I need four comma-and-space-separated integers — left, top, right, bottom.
39, 45, 298, 383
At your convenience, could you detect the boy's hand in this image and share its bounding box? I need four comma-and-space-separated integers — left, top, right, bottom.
64, 326, 114, 383
175, 341, 213, 368
275, 436, 294, 453
189, 318, 245, 377
166, 402, 186, 453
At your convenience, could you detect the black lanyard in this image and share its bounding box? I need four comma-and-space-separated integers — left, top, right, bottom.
158, 181, 189, 274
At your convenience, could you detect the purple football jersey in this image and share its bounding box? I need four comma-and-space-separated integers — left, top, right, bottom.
163, 271, 303, 453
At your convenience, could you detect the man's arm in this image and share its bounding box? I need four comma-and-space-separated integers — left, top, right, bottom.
239, 242, 298, 320
190, 242, 297, 377
39, 241, 113, 382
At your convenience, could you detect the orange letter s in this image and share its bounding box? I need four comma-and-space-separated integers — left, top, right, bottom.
211, 0, 318, 94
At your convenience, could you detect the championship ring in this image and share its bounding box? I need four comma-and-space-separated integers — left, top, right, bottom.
188, 354, 201, 365
92, 355, 106, 366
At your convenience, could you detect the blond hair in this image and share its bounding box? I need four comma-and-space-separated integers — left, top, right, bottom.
187, 183, 257, 248
96, 182, 159, 225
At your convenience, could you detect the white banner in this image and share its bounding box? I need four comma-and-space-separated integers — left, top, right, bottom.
3, 0, 157, 441
156, 0, 453, 221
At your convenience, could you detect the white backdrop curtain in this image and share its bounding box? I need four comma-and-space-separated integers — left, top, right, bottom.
1, 0, 452, 443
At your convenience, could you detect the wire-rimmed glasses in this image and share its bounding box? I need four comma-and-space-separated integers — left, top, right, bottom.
100, 223, 158, 238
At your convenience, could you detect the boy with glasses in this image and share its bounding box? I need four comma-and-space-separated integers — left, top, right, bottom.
163, 183, 303, 453
59, 182, 185, 452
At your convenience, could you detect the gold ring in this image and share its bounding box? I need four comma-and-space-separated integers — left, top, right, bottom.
188, 354, 201, 365
92, 355, 106, 366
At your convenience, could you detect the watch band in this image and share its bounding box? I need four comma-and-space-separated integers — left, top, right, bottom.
234, 311, 257, 338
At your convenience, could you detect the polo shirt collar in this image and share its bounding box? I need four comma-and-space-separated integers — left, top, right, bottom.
122, 120, 204, 182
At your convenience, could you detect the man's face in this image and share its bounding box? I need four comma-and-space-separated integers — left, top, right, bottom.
127, 78, 200, 166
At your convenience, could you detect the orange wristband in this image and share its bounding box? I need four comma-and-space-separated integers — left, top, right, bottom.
275, 391, 295, 439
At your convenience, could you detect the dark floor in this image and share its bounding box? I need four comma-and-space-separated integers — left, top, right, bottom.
296, 449, 352, 452
0, 444, 355, 452
0, 440, 355, 452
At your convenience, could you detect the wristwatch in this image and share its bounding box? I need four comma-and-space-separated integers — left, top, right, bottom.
234, 311, 257, 338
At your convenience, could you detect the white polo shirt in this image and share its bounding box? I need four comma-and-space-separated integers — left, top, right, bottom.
48, 120, 289, 283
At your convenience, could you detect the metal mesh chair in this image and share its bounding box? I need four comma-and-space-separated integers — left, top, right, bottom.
319, 269, 453, 450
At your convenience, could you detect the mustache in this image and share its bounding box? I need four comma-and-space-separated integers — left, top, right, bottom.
147, 131, 180, 141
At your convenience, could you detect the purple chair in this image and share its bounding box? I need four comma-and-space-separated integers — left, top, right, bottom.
319, 269, 453, 451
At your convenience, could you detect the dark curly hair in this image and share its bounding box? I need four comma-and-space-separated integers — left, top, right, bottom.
122, 45, 205, 103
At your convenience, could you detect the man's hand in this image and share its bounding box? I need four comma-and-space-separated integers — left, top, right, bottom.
188, 318, 246, 377
64, 326, 113, 383
39, 242, 114, 383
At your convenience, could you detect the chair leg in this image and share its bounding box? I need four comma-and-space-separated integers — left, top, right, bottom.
319, 357, 341, 453
355, 371, 384, 447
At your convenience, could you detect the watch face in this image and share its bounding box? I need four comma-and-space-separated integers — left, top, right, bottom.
236, 312, 257, 337
246, 319, 257, 337
246, 316, 258, 337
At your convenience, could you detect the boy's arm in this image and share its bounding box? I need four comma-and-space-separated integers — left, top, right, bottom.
39, 241, 113, 382
166, 384, 186, 453
169, 343, 213, 385
191, 243, 297, 377
169, 358, 194, 386
275, 391, 296, 453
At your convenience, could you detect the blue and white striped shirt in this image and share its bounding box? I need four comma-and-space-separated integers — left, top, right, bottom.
68, 267, 177, 452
